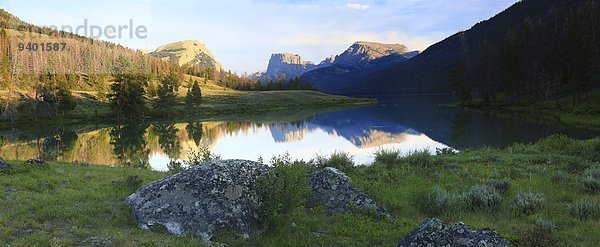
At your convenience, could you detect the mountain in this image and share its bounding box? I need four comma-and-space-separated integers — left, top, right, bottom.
339, 0, 599, 98
150, 40, 222, 71
333, 41, 415, 68
260, 53, 323, 81
302, 42, 418, 93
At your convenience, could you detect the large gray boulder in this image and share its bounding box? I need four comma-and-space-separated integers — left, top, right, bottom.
125, 159, 269, 240
397, 218, 510, 247
309, 167, 395, 219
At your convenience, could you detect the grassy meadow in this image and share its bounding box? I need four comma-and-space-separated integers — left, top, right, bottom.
1, 135, 599, 246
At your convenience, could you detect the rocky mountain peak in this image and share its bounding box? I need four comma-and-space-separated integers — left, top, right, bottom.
334, 41, 413, 67
150, 40, 222, 71
262, 53, 319, 81
269, 53, 310, 66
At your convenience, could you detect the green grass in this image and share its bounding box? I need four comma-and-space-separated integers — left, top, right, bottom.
1, 135, 600, 246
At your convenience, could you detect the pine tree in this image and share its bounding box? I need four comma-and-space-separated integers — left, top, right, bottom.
109, 56, 148, 120
153, 73, 180, 115
57, 82, 77, 112
185, 79, 202, 110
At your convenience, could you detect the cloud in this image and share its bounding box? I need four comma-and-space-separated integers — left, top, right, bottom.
346, 3, 370, 10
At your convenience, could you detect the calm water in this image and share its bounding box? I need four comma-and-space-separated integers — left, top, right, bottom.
1, 96, 597, 171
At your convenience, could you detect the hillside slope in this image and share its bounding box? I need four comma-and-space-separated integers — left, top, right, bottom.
338, 0, 598, 97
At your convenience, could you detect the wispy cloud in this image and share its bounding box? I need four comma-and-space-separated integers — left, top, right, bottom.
346, 3, 370, 10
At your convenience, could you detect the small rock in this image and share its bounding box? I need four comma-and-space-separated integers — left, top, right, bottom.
309, 167, 395, 219
26, 159, 47, 165
290, 222, 297, 228
6, 188, 20, 193
82, 236, 113, 246
397, 218, 510, 247
0, 160, 10, 171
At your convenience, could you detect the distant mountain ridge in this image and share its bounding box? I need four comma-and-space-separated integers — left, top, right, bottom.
259, 41, 417, 85
301, 42, 418, 93
150, 40, 222, 71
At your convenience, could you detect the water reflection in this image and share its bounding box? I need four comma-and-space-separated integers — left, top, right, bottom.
1, 96, 598, 171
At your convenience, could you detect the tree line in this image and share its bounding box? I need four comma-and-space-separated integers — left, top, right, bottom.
451, 0, 599, 107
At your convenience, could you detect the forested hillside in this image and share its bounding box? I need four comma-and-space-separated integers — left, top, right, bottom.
0, 9, 182, 121
344, 0, 599, 107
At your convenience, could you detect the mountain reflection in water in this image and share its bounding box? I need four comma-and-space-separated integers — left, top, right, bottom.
1, 96, 597, 171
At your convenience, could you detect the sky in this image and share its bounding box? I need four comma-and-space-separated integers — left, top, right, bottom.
1, 0, 519, 73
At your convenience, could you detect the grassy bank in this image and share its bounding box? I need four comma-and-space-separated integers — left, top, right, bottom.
1, 135, 599, 246
452, 91, 600, 130
0, 75, 376, 128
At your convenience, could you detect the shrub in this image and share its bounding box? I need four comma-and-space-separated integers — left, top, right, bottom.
521, 218, 558, 246
185, 147, 221, 166
373, 149, 400, 166
569, 200, 600, 220
510, 192, 547, 215
550, 171, 569, 183
403, 150, 435, 167
256, 160, 313, 229
167, 160, 185, 175
487, 179, 511, 193
582, 165, 600, 193
537, 134, 575, 152
413, 187, 453, 216
326, 151, 355, 173
582, 176, 600, 193
463, 185, 502, 211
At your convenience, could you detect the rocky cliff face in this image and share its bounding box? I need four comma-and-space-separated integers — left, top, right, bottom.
150, 40, 222, 71
261, 53, 320, 81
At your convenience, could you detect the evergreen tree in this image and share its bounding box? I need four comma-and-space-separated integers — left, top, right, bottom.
109, 56, 148, 120
185, 79, 202, 110
153, 73, 180, 115
57, 83, 77, 112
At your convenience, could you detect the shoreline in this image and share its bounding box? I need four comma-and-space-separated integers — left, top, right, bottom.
0, 91, 376, 128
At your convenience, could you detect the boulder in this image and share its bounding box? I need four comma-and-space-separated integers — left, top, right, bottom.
309, 167, 395, 219
125, 159, 269, 240
397, 218, 510, 247
0, 160, 10, 171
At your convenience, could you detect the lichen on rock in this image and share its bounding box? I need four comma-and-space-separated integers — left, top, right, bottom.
125, 159, 269, 240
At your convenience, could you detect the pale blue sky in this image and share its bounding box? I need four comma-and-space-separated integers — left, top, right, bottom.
1, 0, 518, 73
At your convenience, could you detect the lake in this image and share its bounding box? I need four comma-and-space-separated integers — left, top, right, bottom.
1, 96, 597, 171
